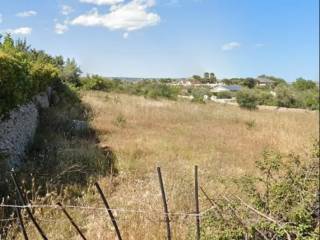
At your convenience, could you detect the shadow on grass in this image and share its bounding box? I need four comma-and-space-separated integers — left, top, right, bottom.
0, 82, 118, 236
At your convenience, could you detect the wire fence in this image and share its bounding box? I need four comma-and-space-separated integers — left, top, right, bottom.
0, 204, 215, 217
0, 166, 215, 240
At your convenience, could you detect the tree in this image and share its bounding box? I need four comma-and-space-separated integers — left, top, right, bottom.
204, 72, 209, 79
15, 39, 30, 52
236, 90, 258, 110
0, 34, 16, 56
275, 85, 297, 108
1, 34, 14, 50
0, 51, 29, 116
60, 58, 82, 86
209, 72, 217, 83
192, 75, 202, 83
242, 78, 256, 89
292, 78, 317, 91
201, 72, 217, 84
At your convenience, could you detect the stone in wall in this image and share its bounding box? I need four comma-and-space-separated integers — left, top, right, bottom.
33, 91, 50, 109
0, 102, 38, 168
0, 89, 51, 169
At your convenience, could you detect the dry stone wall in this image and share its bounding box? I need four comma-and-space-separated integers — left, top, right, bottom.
0, 89, 51, 169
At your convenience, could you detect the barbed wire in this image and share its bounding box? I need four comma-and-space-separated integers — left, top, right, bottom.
0, 217, 17, 222
0, 203, 214, 218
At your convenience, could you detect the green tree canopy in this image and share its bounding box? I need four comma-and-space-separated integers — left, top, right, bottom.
292, 77, 317, 91
60, 58, 82, 86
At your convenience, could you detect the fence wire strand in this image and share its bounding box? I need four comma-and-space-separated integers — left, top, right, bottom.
0, 204, 215, 218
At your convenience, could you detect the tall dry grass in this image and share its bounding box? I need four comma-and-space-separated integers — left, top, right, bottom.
9, 91, 318, 239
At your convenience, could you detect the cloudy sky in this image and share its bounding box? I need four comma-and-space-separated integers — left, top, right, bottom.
0, 0, 319, 81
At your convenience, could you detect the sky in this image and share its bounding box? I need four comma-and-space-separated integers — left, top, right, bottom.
0, 0, 319, 81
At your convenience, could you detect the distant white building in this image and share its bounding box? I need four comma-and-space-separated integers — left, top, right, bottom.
211, 85, 242, 93
178, 80, 192, 86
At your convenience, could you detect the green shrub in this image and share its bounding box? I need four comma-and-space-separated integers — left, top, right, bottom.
292, 78, 317, 91
200, 142, 319, 239
0, 35, 67, 117
296, 90, 319, 110
191, 87, 210, 103
60, 58, 82, 86
255, 90, 276, 106
81, 75, 108, 90
29, 60, 59, 94
0, 51, 30, 116
236, 90, 258, 110
121, 80, 180, 100
145, 83, 180, 100
79, 77, 181, 101
216, 91, 234, 99
275, 85, 298, 108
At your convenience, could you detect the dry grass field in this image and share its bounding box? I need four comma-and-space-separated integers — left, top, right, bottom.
10, 91, 318, 239
81, 91, 318, 239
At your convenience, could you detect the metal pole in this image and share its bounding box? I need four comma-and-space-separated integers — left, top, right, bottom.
15, 202, 29, 240
157, 167, 171, 240
94, 182, 122, 240
56, 203, 87, 240
194, 166, 200, 240
10, 172, 48, 240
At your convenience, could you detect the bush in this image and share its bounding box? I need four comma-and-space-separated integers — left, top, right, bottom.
292, 78, 317, 91
296, 90, 319, 110
80, 78, 181, 101
236, 90, 258, 110
275, 85, 298, 108
29, 60, 60, 95
81, 75, 108, 91
0, 51, 30, 116
216, 91, 234, 99
200, 142, 319, 239
60, 58, 82, 86
119, 80, 180, 100
0, 35, 67, 117
255, 90, 276, 106
145, 83, 180, 100
190, 87, 210, 103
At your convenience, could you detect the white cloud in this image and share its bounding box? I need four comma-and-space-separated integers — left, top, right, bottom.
71, 8, 102, 26
0, 14, 2, 24
79, 0, 124, 5
61, 5, 74, 15
6, 27, 32, 35
222, 42, 240, 51
71, 0, 160, 32
55, 22, 69, 34
16, 10, 37, 17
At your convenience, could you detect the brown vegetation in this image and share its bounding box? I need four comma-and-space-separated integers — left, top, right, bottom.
8, 91, 318, 239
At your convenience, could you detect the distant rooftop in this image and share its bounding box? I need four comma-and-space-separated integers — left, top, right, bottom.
225, 85, 242, 91
256, 77, 275, 83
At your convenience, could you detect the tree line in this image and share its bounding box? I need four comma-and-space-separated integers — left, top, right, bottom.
0, 34, 81, 117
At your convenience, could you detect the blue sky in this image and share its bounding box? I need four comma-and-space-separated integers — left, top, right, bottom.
0, 0, 319, 81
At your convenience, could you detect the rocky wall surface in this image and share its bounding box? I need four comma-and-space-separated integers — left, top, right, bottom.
0, 89, 51, 169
